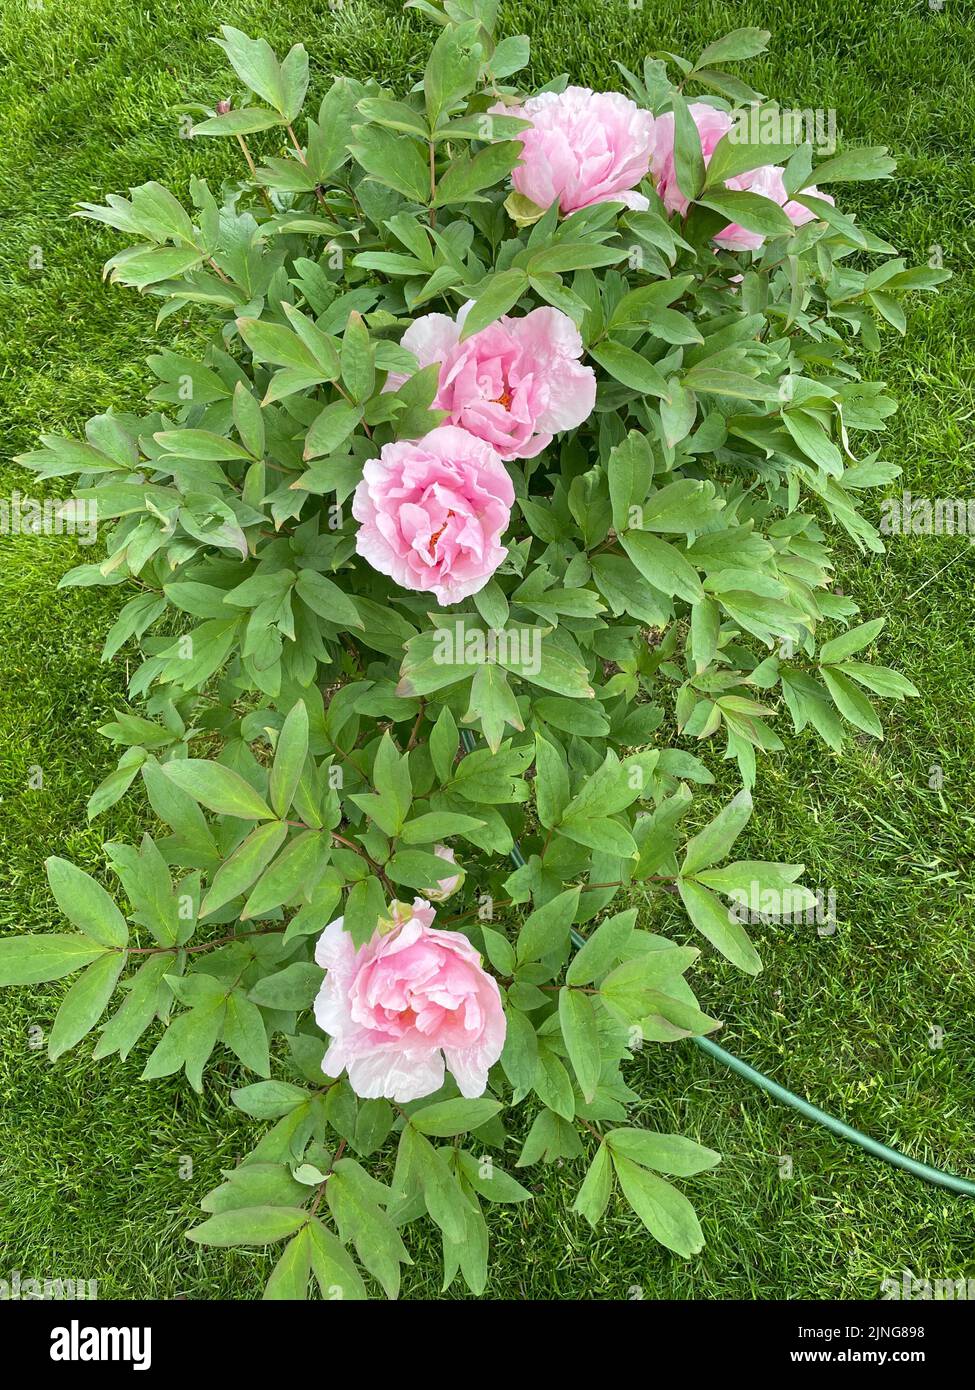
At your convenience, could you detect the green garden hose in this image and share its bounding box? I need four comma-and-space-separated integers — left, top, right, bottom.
459, 729, 975, 1195
686, 1033, 975, 1197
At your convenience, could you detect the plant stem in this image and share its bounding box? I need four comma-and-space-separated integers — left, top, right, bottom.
236, 133, 275, 213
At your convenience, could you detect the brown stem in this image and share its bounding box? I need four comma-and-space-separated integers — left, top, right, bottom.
287, 123, 327, 206
406, 701, 426, 751
236, 133, 276, 214
331, 832, 394, 892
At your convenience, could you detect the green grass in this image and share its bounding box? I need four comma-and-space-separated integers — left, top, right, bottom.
2, 0, 974, 1300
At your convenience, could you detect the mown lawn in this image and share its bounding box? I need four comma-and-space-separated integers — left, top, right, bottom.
1, 0, 973, 1300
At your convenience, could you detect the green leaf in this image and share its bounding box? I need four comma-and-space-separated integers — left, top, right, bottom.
516, 887, 580, 964
372, 731, 412, 832
479, 925, 515, 977
233, 382, 265, 458
295, 568, 363, 630
187, 1205, 308, 1247
45, 857, 128, 948
424, 19, 483, 129
236, 317, 321, 373
223, 989, 271, 1076
559, 816, 637, 859
201, 820, 288, 916
430, 705, 460, 784
308, 1218, 368, 1300
566, 909, 637, 985
534, 733, 570, 830
670, 91, 706, 202
232, 1079, 312, 1118
681, 789, 753, 875
677, 877, 762, 975
607, 1128, 721, 1176
344, 877, 387, 949
460, 270, 529, 340
161, 759, 273, 820
613, 1153, 705, 1256
795, 147, 896, 188
836, 662, 918, 700
349, 122, 429, 202
326, 1158, 411, 1298
270, 701, 310, 817
589, 341, 668, 398
699, 188, 795, 237
533, 1046, 576, 1120
620, 531, 704, 603
500, 1005, 539, 1093
456, 1150, 532, 1204
465, 664, 523, 753
608, 277, 694, 331
141, 996, 226, 1092
572, 1143, 613, 1228
245, 830, 330, 919
400, 811, 484, 844
410, 1098, 503, 1138
202, 1162, 307, 1214
639, 478, 721, 533
694, 861, 809, 898
248, 961, 323, 1010
598, 948, 702, 1027
818, 617, 885, 665
304, 400, 363, 460
93, 953, 172, 1061
192, 108, 282, 137
48, 951, 127, 1060
263, 1226, 312, 1300
386, 848, 455, 893
821, 667, 883, 738
340, 312, 375, 404
704, 132, 799, 189
695, 27, 770, 67
782, 409, 843, 475
411, 1132, 470, 1246
558, 988, 601, 1103
213, 27, 307, 121
434, 141, 521, 206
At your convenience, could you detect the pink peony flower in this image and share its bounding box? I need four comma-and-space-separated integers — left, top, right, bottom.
390, 301, 596, 461
497, 86, 655, 213
713, 165, 835, 251
427, 844, 463, 901
352, 424, 514, 606
650, 103, 835, 250
313, 898, 506, 1103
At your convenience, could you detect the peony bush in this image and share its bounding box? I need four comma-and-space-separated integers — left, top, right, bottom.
1, 1, 947, 1298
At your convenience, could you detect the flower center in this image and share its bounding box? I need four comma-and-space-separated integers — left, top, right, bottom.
428, 513, 454, 553
493, 387, 512, 409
